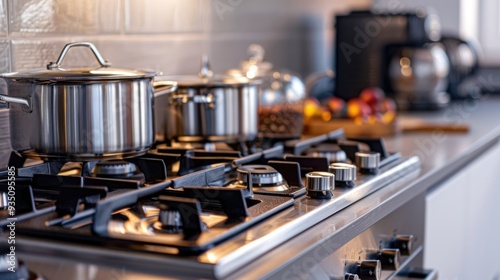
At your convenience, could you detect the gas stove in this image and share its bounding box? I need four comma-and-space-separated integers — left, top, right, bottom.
0, 129, 420, 279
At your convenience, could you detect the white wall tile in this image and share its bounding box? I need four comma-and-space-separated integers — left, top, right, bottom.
124, 0, 209, 34
0, 0, 7, 35
208, 34, 304, 76
9, 0, 121, 35
0, 41, 9, 73
94, 37, 206, 75
210, 0, 369, 33
11, 37, 207, 74
11, 40, 106, 71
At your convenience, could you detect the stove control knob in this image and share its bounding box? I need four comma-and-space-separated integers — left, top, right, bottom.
378, 249, 401, 270
329, 163, 357, 188
390, 234, 413, 256
358, 260, 381, 280
305, 171, 334, 199
344, 273, 360, 280
355, 151, 380, 174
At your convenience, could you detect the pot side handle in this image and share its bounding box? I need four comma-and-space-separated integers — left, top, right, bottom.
0, 94, 31, 110
153, 81, 178, 97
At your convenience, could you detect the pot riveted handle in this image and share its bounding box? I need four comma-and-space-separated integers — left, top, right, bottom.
47, 42, 111, 70
153, 81, 178, 97
0, 94, 31, 110
168, 93, 215, 107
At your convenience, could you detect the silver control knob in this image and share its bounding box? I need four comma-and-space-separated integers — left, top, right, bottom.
358, 260, 381, 280
344, 273, 360, 280
355, 151, 380, 174
329, 163, 357, 181
390, 234, 413, 256
379, 248, 401, 270
367, 248, 401, 271
305, 171, 335, 199
329, 162, 357, 188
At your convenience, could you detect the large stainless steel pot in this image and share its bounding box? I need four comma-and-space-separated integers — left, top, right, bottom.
0, 42, 177, 161
156, 57, 260, 143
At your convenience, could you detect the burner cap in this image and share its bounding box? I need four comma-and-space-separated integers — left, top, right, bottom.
92, 160, 137, 177
306, 144, 347, 162
237, 165, 284, 185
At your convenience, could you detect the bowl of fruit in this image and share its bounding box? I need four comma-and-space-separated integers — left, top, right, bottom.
303, 87, 398, 137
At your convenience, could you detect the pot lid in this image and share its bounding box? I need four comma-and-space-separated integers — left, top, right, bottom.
0, 42, 155, 82
159, 56, 259, 87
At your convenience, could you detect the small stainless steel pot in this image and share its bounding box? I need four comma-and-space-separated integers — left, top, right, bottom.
226, 44, 306, 138
0, 42, 177, 161
156, 57, 260, 143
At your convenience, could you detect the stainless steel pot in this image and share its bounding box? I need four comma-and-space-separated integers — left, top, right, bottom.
0, 42, 177, 161
156, 57, 260, 143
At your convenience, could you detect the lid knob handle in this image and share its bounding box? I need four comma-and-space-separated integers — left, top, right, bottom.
247, 44, 265, 63
198, 55, 213, 79
47, 42, 111, 70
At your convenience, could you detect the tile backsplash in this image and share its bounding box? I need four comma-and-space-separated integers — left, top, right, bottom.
0, 0, 370, 78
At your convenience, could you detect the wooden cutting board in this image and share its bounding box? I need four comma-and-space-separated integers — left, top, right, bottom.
399, 117, 470, 133
303, 117, 470, 137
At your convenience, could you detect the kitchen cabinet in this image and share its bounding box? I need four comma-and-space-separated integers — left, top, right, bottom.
424, 140, 500, 279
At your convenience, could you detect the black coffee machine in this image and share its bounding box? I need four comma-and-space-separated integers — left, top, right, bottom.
334, 10, 450, 109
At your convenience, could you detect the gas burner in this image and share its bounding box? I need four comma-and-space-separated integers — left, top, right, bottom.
235, 165, 289, 192
169, 141, 218, 151
166, 140, 246, 153
91, 160, 145, 181
93, 160, 137, 176
305, 143, 347, 163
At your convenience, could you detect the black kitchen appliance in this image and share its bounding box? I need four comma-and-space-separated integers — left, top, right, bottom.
334, 10, 442, 105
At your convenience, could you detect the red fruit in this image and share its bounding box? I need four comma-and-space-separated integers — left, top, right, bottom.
359, 87, 385, 106
347, 98, 371, 119
325, 97, 346, 118
381, 97, 397, 113
326, 97, 345, 112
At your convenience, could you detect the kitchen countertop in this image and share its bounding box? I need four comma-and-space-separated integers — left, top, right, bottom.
229, 95, 500, 279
